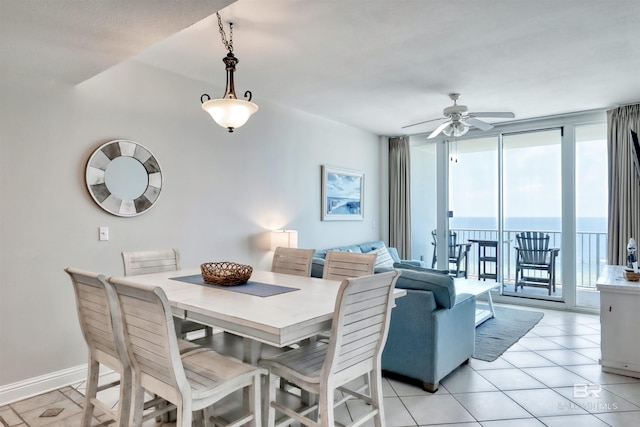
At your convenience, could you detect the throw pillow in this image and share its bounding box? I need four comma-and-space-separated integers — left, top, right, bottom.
369, 246, 395, 269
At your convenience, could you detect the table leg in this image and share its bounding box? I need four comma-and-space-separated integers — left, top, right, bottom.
242, 338, 264, 427
485, 289, 496, 319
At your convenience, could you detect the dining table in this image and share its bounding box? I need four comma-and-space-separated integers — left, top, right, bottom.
112, 268, 406, 365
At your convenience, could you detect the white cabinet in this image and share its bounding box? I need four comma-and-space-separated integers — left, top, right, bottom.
597, 265, 640, 378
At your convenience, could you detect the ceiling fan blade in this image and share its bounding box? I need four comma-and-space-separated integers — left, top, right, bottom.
465, 117, 494, 131
468, 111, 515, 118
427, 121, 451, 139
402, 117, 447, 129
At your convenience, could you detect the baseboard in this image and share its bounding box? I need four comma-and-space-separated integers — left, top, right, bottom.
0, 364, 88, 406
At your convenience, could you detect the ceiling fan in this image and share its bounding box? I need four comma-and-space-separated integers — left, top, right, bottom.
403, 93, 515, 139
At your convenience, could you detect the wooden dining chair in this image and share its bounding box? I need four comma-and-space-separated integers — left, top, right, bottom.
271, 247, 315, 277
65, 268, 196, 426
322, 250, 376, 280
259, 270, 401, 427
65, 267, 134, 427
108, 276, 266, 427
122, 248, 213, 339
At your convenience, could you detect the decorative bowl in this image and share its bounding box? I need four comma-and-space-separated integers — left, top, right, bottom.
623, 268, 640, 282
201, 262, 253, 286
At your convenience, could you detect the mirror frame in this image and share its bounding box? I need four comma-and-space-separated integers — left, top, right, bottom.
85, 139, 163, 217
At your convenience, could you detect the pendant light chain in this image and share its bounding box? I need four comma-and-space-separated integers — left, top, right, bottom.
216, 12, 233, 53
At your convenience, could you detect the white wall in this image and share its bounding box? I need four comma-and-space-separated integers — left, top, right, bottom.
0, 60, 383, 395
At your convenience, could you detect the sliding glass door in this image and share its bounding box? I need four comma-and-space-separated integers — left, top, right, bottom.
410, 112, 608, 309
501, 129, 563, 301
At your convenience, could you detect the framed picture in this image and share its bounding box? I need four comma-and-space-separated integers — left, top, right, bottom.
321, 165, 364, 221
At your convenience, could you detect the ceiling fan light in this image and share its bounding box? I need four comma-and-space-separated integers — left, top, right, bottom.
442, 122, 469, 137
202, 98, 259, 132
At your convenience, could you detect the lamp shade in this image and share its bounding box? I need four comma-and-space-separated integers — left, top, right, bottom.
270, 230, 298, 251
201, 98, 259, 131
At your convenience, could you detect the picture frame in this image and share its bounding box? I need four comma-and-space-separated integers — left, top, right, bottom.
321, 165, 364, 221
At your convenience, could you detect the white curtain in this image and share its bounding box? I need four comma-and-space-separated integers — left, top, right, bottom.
607, 104, 640, 265
389, 136, 412, 259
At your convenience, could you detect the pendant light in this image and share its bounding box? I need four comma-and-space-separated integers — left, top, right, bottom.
201, 13, 258, 132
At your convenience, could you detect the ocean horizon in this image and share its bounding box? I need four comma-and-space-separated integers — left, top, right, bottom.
449, 216, 607, 233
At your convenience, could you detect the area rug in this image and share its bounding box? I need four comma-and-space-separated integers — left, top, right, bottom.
473, 305, 544, 362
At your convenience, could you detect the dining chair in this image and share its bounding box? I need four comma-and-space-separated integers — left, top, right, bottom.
259, 270, 401, 427
108, 276, 266, 427
322, 250, 376, 280
271, 247, 315, 277
122, 248, 213, 339
65, 267, 196, 426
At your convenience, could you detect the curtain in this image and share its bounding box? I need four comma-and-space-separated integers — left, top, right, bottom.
607, 104, 640, 265
389, 136, 412, 259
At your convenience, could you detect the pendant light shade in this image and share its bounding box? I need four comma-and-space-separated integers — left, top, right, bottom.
201, 97, 258, 131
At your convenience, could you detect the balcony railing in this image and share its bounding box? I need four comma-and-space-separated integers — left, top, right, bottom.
448, 228, 607, 289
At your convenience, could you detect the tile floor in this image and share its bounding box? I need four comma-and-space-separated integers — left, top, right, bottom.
2, 304, 640, 426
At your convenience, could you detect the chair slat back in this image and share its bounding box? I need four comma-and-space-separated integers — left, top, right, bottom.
516, 232, 550, 264
65, 268, 129, 370
322, 270, 400, 382
431, 230, 459, 259
122, 249, 181, 276
109, 278, 187, 401
271, 247, 315, 277
322, 251, 376, 281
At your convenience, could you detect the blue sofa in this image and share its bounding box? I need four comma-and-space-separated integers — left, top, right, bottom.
310, 240, 424, 277
311, 241, 476, 392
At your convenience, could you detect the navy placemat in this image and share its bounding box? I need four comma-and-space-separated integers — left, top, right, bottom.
170, 274, 299, 297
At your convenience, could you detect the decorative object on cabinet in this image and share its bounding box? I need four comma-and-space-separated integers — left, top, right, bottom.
321, 165, 364, 221
86, 139, 162, 217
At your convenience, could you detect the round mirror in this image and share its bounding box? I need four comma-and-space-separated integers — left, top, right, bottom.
86, 140, 163, 217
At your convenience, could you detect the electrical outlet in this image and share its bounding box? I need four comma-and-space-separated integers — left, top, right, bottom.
99, 226, 109, 241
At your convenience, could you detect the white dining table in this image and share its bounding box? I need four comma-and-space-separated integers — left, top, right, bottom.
113, 268, 406, 365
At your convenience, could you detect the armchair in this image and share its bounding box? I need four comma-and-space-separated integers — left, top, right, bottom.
514, 231, 560, 295
430, 230, 472, 278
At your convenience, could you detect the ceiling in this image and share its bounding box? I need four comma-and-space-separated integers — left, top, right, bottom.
3, 0, 640, 136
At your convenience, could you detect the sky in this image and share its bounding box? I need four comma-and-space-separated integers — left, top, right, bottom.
448, 124, 608, 219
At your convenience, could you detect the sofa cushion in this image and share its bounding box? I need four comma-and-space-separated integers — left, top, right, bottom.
368, 246, 395, 269
392, 263, 456, 309
314, 244, 363, 260
358, 240, 386, 253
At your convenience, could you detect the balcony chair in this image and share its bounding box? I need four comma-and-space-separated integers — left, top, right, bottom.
514, 231, 560, 295
108, 276, 266, 427
122, 248, 213, 339
322, 250, 376, 280
272, 247, 315, 277
65, 268, 198, 427
259, 270, 401, 427
430, 230, 472, 278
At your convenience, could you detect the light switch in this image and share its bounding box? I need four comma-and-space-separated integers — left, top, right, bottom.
99, 226, 109, 241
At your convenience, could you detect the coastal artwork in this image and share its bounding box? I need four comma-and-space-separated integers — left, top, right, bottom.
321, 166, 364, 221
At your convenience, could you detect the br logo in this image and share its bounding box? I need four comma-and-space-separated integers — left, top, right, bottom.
573, 383, 602, 398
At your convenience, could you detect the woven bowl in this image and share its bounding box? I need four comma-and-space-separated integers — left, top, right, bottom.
201, 262, 253, 286
623, 268, 640, 282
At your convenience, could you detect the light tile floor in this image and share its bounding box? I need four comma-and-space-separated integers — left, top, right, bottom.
2, 304, 640, 426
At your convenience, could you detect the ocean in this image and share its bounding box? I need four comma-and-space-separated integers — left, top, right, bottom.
449, 217, 607, 233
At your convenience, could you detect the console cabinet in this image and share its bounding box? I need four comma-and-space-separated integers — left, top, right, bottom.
597, 265, 640, 378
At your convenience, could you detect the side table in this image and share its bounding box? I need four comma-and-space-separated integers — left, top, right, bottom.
468, 239, 498, 282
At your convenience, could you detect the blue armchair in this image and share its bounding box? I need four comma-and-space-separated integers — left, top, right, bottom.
380, 263, 476, 392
